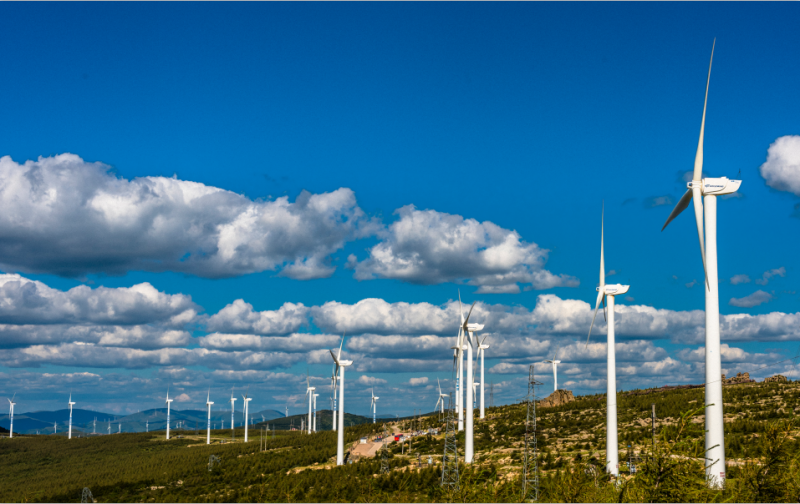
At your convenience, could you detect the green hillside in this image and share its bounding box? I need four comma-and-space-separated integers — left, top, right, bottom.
2, 379, 799, 502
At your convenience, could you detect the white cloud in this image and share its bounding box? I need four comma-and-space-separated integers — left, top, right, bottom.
677, 344, 782, 365
755, 267, 786, 286
350, 205, 578, 292
198, 332, 340, 352
311, 298, 454, 335
0, 274, 197, 326
0, 324, 191, 350
356, 375, 387, 386
174, 393, 191, 403
204, 300, 308, 334
729, 290, 773, 308
730, 274, 751, 285
0, 154, 373, 279
759, 135, 800, 196
408, 377, 429, 386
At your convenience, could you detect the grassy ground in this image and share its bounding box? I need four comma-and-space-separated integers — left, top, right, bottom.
2, 380, 799, 502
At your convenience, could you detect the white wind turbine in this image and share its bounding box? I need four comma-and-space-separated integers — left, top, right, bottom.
434, 379, 448, 416
165, 388, 173, 440
586, 204, 630, 478
242, 388, 252, 442
329, 334, 353, 465
450, 296, 468, 433
544, 351, 562, 392
305, 373, 316, 435
68, 393, 76, 440
370, 388, 379, 424
661, 40, 739, 486
206, 390, 214, 445
146, 420, 148, 433
477, 336, 490, 419
459, 297, 483, 464
7, 394, 16, 438
230, 388, 237, 435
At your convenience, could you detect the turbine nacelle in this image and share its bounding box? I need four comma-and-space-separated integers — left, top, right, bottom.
598, 284, 630, 296
690, 177, 741, 196
466, 323, 484, 332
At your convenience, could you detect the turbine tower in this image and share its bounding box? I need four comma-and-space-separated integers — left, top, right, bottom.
305, 373, 316, 434
587, 204, 630, 478
230, 388, 237, 436
331, 363, 339, 431
68, 393, 76, 440
661, 40, 738, 486
146, 420, 148, 433
242, 389, 252, 442
313, 393, 319, 432
477, 336, 490, 419
544, 351, 562, 392
7, 395, 16, 438
370, 389, 379, 424
206, 390, 214, 445
459, 297, 483, 464
330, 334, 353, 465
165, 388, 173, 440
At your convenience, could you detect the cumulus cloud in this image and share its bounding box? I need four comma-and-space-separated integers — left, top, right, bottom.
0, 154, 373, 279
0, 274, 197, 326
204, 300, 308, 334
729, 290, 773, 308
198, 332, 339, 352
174, 393, 191, 403
759, 135, 800, 196
730, 274, 751, 285
350, 205, 578, 292
0, 323, 191, 349
408, 377, 429, 386
356, 375, 387, 386
0, 343, 302, 370
755, 267, 786, 286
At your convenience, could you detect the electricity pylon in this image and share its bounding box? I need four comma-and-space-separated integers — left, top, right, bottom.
522, 364, 542, 502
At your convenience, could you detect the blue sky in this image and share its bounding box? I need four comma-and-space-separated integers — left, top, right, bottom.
1, 2, 799, 418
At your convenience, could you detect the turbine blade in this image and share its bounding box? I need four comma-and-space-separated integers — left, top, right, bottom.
694, 38, 715, 182
602, 294, 607, 322
464, 301, 476, 326
586, 291, 604, 346
337, 332, 345, 360
692, 186, 710, 288
662, 188, 693, 231
600, 202, 605, 288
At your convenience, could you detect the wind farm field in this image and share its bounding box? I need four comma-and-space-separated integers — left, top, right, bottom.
3, 379, 800, 503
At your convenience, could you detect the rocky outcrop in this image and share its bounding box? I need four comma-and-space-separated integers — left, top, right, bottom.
722, 372, 754, 385
539, 389, 575, 408
764, 374, 789, 384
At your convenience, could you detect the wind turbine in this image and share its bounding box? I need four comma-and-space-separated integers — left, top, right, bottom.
93, 417, 97, 435
7, 394, 15, 438
305, 372, 316, 434
661, 40, 738, 486
477, 336, 490, 419
459, 296, 483, 464
206, 390, 214, 445
165, 388, 173, 440
146, 420, 148, 433
313, 393, 319, 432
450, 295, 467, 432
434, 379, 448, 417
330, 333, 353, 465
544, 351, 562, 392
230, 388, 237, 438
285, 404, 288, 418
370, 389, 379, 424
242, 388, 252, 442
68, 393, 76, 440
586, 204, 630, 478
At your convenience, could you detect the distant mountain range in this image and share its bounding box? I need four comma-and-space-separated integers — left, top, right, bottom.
0, 407, 284, 435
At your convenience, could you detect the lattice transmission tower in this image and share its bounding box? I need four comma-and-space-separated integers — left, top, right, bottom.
440, 393, 460, 490
80, 488, 94, 503
522, 364, 542, 502
380, 423, 390, 474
